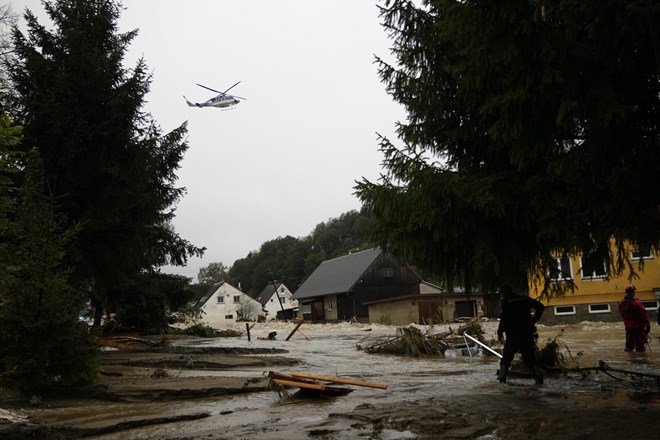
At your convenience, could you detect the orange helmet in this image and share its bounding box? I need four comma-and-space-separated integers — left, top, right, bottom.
625, 284, 636, 293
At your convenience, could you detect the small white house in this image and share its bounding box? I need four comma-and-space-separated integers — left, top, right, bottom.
254, 283, 298, 321
195, 281, 262, 327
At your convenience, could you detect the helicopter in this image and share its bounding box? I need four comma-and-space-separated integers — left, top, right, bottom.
184, 81, 246, 109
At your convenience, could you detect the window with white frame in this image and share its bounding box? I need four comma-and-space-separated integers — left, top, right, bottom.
554, 305, 576, 315
225, 314, 233, 320
217, 296, 224, 303
631, 248, 653, 260
580, 254, 607, 279
327, 298, 333, 311
641, 300, 659, 310
548, 256, 573, 281
233, 295, 241, 304
588, 303, 611, 314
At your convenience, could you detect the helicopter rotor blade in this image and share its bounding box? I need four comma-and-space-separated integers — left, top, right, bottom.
196, 83, 223, 94
222, 81, 241, 95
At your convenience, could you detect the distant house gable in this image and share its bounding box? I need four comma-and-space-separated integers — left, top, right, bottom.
254, 283, 279, 306
195, 281, 226, 309
255, 282, 298, 321
195, 281, 262, 326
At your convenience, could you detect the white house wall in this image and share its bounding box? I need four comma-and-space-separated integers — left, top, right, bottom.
262, 285, 298, 320
201, 283, 262, 327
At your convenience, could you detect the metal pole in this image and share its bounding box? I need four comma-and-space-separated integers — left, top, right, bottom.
463, 332, 503, 358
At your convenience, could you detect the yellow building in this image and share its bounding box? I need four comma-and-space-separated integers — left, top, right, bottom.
532, 247, 660, 324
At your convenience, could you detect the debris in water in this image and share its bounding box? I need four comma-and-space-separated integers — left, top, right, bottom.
267, 371, 386, 399
360, 320, 492, 357
0, 408, 29, 424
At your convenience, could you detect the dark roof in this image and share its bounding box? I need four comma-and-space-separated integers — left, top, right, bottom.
194, 281, 224, 308
255, 282, 284, 306
293, 248, 382, 300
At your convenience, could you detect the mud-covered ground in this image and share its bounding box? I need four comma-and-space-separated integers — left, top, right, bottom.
1, 324, 659, 440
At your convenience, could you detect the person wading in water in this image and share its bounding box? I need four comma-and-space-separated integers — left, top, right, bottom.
497, 288, 545, 384
618, 284, 650, 352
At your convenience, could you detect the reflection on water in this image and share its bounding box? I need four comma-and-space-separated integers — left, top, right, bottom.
21, 320, 660, 439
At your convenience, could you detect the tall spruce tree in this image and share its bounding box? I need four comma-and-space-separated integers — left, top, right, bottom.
355, 0, 660, 297
6, 0, 204, 323
0, 147, 99, 396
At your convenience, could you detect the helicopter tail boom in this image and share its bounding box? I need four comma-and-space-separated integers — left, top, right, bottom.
183, 96, 202, 108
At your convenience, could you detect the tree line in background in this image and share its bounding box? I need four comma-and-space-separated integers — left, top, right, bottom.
196, 210, 378, 295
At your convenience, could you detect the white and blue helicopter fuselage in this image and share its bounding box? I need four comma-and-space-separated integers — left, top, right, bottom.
184, 81, 245, 109
185, 94, 239, 109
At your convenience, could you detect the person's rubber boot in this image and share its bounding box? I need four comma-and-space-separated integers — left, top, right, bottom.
498, 364, 508, 383
532, 366, 543, 385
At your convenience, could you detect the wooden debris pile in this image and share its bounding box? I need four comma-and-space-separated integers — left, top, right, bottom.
360, 321, 490, 356
361, 326, 445, 356
268, 371, 387, 398
94, 334, 171, 350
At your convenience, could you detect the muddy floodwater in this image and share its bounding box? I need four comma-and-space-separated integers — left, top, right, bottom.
8, 320, 660, 439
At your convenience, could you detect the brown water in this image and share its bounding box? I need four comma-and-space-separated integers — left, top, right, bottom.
20, 321, 660, 439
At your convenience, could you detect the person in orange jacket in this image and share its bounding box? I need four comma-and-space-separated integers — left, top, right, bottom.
618, 284, 650, 352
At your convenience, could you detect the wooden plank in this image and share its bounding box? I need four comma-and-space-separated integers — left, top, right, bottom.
269, 371, 317, 384
291, 372, 388, 390
272, 378, 327, 391
285, 321, 304, 341
271, 379, 353, 396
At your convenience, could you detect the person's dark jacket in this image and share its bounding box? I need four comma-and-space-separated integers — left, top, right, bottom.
497, 295, 545, 339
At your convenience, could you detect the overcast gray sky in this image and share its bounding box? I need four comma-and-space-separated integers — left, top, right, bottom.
10, 0, 405, 281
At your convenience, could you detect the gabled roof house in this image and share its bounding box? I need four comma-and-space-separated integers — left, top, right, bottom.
195, 281, 262, 327
254, 283, 298, 321
292, 248, 421, 322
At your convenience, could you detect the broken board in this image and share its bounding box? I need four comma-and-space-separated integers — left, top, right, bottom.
269, 372, 353, 397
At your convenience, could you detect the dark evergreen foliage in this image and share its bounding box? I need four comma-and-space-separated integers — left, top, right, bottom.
355, 0, 660, 298
5, 0, 204, 322
110, 272, 196, 334
0, 149, 99, 396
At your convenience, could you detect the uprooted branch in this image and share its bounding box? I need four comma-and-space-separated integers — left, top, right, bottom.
567, 360, 660, 383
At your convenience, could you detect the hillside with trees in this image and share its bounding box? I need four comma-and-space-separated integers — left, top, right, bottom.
198, 209, 378, 296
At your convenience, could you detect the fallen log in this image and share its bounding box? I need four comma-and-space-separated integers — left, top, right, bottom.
291, 372, 388, 390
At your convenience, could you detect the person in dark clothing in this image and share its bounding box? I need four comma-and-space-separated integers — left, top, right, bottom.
497, 293, 545, 384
